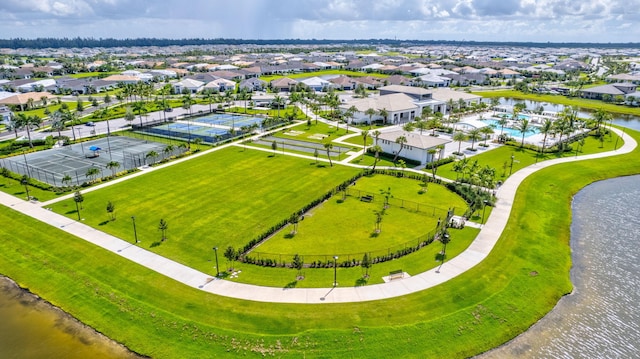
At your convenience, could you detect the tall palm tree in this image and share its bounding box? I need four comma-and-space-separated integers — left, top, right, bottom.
361, 130, 369, 160
272, 94, 284, 119
106, 161, 120, 177
453, 131, 467, 154
365, 108, 376, 129
371, 130, 381, 146
370, 145, 382, 170
496, 115, 508, 137
145, 150, 159, 165
378, 108, 388, 124
467, 128, 482, 150
480, 126, 494, 146
85, 167, 100, 181
515, 118, 533, 147
592, 108, 611, 136
132, 101, 146, 127
539, 119, 554, 152
323, 142, 334, 167
392, 135, 407, 162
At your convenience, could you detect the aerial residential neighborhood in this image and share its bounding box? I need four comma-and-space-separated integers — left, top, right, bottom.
1, 1, 640, 358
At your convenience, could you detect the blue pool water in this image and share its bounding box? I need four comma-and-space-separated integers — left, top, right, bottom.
481, 119, 539, 138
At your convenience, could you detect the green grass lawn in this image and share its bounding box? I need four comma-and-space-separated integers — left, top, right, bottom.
475, 89, 640, 116
436, 130, 622, 181
47, 147, 361, 275
2, 120, 639, 357
271, 120, 355, 143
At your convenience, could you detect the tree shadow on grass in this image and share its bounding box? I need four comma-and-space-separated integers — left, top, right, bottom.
65, 210, 78, 215
150, 241, 162, 248
284, 232, 296, 239
283, 281, 298, 289
316, 164, 327, 168
98, 220, 109, 226
355, 277, 368, 287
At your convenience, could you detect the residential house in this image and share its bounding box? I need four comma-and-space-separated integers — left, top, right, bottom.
413, 74, 451, 87
0, 91, 55, 111
580, 83, 638, 100
173, 78, 204, 94
203, 78, 236, 92
300, 76, 332, 92
378, 85, 446, 114
606, 73, 640, 85
329, 75, 357, 90
0, 105, 12, 124
239, 78, 266, 92
377, 129, 451, 165
270, 77, 298, 92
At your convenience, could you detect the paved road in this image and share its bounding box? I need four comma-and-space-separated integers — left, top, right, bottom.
1, 119, 635, 303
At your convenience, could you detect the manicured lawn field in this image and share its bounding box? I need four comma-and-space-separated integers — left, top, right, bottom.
47, 147, 361, 275
436, 130, 623, 181
2, 125, 639, 357
2, 105, 639, 359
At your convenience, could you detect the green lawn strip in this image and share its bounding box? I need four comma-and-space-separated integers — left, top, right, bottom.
341, 134, 374, 146
270, 121, 356, 144
227, 226, 478, 288
475, 90, 640, 116
348, 152, 398, 168
47, 147, 361, 275
1, 128, 638, 357
246, 142, 352, 162
227, 106, 310, 120
259, 69, 391, 83
435, 131, 622, 181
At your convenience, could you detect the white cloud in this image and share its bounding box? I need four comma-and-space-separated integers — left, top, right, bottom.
0, 0, 638, 42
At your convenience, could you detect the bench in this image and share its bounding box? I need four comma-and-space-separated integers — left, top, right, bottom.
360, 195, 374, 203
389, 269, 404, 280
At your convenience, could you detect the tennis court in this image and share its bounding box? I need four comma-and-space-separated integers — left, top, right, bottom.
1, 136, 178, 186
193, 113, 264, 130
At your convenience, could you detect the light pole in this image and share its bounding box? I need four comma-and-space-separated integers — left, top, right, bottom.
333, 256, 338, 287
482, 200, 488, 224
509, 154, 514, 176
213, 247, 220, 277
131, 216, 139, 243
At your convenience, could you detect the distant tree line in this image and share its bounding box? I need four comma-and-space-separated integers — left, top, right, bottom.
0, 37, 638, 50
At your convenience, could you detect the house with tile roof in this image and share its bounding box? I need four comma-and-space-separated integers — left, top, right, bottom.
377, 128, 451, 165
579, 83, 638, 100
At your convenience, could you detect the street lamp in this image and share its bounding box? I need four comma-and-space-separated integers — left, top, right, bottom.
333, 256, 339, 287
482, 200, 488, 224
213, 247, 220, 277
131, 216, 139, 243
509, 154, 515, 176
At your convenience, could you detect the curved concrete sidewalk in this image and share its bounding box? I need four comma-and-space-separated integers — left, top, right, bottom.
1, 128, 635, 304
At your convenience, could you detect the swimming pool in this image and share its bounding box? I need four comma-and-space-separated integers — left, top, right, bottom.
481, 119, 539, 138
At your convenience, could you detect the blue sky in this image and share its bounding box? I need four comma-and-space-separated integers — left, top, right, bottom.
1, 0, 638, 43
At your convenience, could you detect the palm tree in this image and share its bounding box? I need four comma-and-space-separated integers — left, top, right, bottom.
515, 118, 533, 147
361, 130, 369, 160
146, 150, 159, 165
539, 119, 554, 153
496, 115, 508, 137
480, 126, 494, 146
371, 130, 381, 146
370, 145, 382, 170
158, 219, 168, 241
453, 131, 467, 154
392, 135, 407, 162
592, 108, 611, 136
344, 105, 358, 133
426, 116, 441, 136
324, 142, 334, 167
6, 113, 21, 139
181, 94, 193, 116
554, 118, 573, 151
365, 108, 376, 128
124, 106, 135, 125
106, 161, 120, 177
85, 167, 100, 181
467, 128, 482, 150
73, 190, 83, 220
19, 114, 42, 148
272, 94, 284, 119
378, 108, 388, 124
163, 145, 174, 159
61, 173, 72, 187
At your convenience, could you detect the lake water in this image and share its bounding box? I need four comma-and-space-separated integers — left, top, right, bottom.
478, 116, 640, 358
0, 277, 140, 359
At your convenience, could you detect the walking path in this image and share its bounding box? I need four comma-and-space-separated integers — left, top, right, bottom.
1, 126, 635, 303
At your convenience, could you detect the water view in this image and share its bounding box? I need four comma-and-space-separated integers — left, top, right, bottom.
0, 277, 140, 359
480, 175, 640, 358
